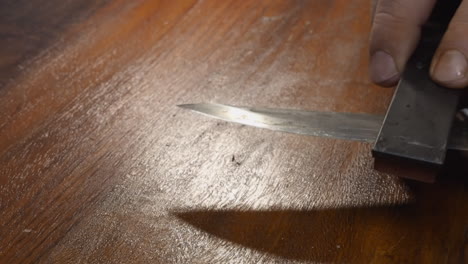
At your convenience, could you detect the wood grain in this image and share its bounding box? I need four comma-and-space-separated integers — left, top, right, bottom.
0, 0, 466, 263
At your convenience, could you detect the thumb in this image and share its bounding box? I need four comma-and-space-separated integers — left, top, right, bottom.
369, 0, 436, 86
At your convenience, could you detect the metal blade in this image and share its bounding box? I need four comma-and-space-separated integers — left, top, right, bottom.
178, 103, 468, 151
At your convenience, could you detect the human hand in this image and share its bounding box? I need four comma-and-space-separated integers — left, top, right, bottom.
370, 0, 468, 88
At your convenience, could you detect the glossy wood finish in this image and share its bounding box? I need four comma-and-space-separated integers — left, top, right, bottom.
0, 1, 466, 263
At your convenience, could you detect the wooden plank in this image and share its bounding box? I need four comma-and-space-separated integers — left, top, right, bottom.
0, 1, 466, 263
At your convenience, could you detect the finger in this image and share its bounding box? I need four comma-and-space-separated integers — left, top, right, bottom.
430, 0, 468, 88
371, 0, 378, 18
370, 0, 436, 86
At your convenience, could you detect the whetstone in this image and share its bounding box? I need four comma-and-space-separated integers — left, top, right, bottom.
372, 0, 462, 171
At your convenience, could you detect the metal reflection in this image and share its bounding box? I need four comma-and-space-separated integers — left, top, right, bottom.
178, 103, 468, 151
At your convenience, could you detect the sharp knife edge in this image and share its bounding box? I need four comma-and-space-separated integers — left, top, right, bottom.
178, 103, 468, 151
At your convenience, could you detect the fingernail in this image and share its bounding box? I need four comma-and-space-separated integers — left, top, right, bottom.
370, 51, 399, 85
431, 50, 468, 83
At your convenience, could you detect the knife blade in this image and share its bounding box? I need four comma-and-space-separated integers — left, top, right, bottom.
178, 103, 468, 151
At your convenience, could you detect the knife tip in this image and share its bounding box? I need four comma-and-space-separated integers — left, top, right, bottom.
177, 104, 196, 109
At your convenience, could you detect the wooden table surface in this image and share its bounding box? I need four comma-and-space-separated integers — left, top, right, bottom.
1, 0, 467, 263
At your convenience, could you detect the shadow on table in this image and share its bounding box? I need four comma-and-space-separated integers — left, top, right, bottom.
173, 153, 468, 262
